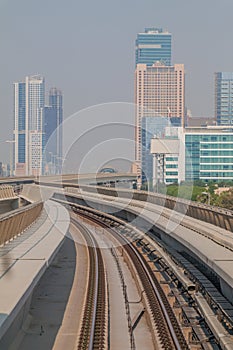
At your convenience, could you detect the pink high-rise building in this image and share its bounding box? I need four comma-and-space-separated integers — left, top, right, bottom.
135, 62, 185, 187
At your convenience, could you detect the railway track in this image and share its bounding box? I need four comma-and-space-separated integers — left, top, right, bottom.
55, 199, 233, 350
60, 187, 233, 253
71, 209, 189, 350
122, 237, 189, 349
54, 197, 233, 348
71, 217, 108, 350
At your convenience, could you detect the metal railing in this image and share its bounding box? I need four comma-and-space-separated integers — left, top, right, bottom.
0, 202, 43, 245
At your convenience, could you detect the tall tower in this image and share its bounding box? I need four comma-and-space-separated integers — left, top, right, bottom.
215, 72, 233, 125
14, 75, 45, 176
135, 28, 172, 187
44, 88, 63, 174
135, 28, 172, 67
135, 63, 185, 186
49, 88, 63, 160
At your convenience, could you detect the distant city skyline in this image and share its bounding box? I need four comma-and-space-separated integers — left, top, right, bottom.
1, 0, 233, 162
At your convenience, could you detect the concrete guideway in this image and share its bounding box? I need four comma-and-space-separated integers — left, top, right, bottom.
0, 200, 70, 349
71, 213, 154, 350
55, 190, 233, 305
40, 210, 154, 350
55, 200, 233, 349
51, 223, 90, 350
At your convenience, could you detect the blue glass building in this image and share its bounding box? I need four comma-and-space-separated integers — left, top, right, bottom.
44, 88, 63, 174
135, 28, 172, 66
215, 72, 233, 125
14, 75, 45, 176
15, 82, 26, 164
141, 116, 170, 186
150, 127, 233, 185
185, 128, 233, 182
44, 106, 57, 155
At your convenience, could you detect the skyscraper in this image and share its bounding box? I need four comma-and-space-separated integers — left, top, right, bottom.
135, 28, 172, 67
14, 75, 45, 176
215, 72, 233, 125
13, 81, 26, 175
135, 62, 185, 187
49, 88, 63, 162
44, 88, 63, 174
44, 105, 57, 162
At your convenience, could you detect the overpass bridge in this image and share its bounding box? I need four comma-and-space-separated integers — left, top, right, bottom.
0, 172, 137, 186
0, 175, 233, 348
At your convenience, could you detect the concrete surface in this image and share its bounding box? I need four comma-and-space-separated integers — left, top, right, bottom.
0, 200, 70, 348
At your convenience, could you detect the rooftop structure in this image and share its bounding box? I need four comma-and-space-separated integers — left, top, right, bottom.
135, 28, 172, 66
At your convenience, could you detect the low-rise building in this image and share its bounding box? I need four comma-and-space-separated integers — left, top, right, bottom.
151, 126, 233, 185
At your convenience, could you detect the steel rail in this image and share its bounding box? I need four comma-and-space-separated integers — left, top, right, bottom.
71, 218, 101, 350
72, 208, 188, 350
123, 235, 184, 350
54, 189, 233, 253
54, 198, 228, 349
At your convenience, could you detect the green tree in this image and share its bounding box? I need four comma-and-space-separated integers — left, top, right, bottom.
215, 189, 233, 210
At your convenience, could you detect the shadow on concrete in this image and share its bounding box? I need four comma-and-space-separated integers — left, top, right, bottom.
8, 237, 76, 350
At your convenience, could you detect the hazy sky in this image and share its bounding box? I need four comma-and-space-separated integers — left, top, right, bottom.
1, 0, 233, 162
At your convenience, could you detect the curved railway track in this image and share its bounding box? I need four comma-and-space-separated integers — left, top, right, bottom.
71, 208, 189, 350
83, 190, 233, 252
71, 217, 108, 350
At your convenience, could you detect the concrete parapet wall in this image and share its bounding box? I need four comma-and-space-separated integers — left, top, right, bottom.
20, 184, 43, 203
0, 201, 70, 347
20, 184, 57, 203
35, 179, 233, 231
0, 202, 43, 245
60, 183, 233, 232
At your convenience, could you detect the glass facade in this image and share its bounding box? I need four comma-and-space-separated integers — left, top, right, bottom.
44, 106, 57, 157
15, 83, 26, 164
136, 28, 171, 66
185, 133, 233, 181
14, 75, 45, 175
48, 88, 63, 173
163, 153, 179, 184
215, 72, 233, 125
17, 83, 26, 131
18, 134, 25, 163
141, 116, 169, 185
